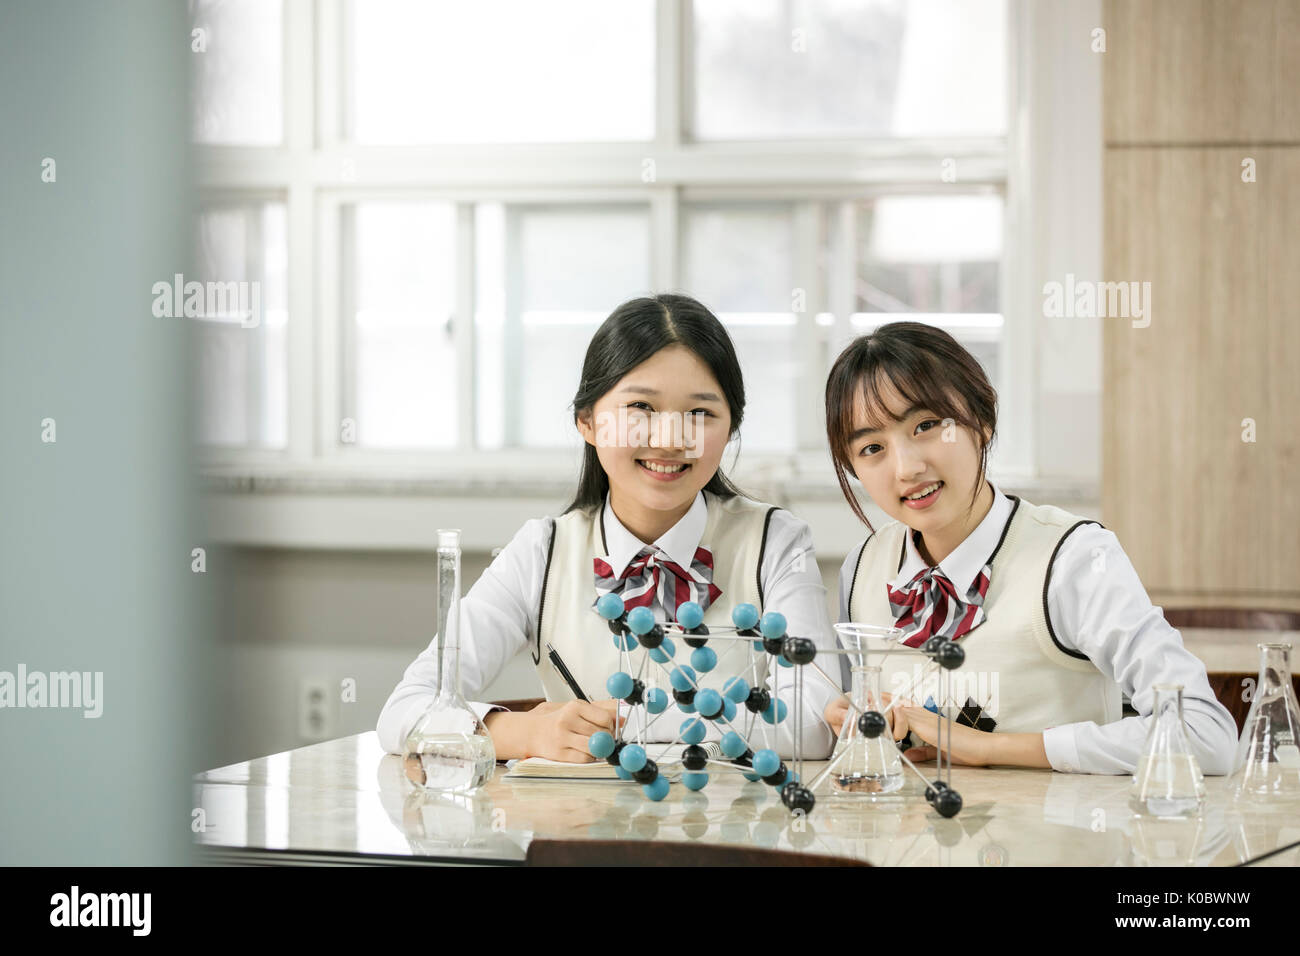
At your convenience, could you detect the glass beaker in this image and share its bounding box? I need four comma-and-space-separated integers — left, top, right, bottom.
832, 664, 905, 795
403, 529, 496, 792
1130, 684, 1205, 817
1230, 642, 1300, 803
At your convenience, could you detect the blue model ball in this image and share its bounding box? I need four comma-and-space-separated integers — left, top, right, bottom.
612, 632, 637, 651
649, 636, 676, 664
758, 611, 787, 640
676, 601, 704, 630
721, 696, 737, 721
723, 676, 749, 703
669, 665, 697, 691
606, 671, 633, 699
742, 772, 762, 782
588, 731, 615, 759
596, 592, 625, 621
645, 687, 669, 715
761, 698, 788, 725
691, 646, 717, 673
720, 731, 747, 758
752, 748, 780, 777
615, 765, 633, 781
642, 776, 671, 801
619, 744, 647, 773
776, 653, 793, 668
627, 605, 656, 636
681, 717, 707, 745
682, 772, 709, 791
695, 688, 723, 719
732, 603, 759, 630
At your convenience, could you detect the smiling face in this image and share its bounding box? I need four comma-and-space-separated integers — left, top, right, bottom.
846, 373, 992, 563
576, 344, 732, 540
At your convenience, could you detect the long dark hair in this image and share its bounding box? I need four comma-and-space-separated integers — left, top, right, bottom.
563, 294, 747, 514
825, 321, 998, 530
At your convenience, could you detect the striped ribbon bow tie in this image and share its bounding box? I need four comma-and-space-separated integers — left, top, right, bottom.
593, 545, 722, 620
886, 562, 991, 648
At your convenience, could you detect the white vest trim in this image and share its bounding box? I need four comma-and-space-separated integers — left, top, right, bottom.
846, 497, 1123, 734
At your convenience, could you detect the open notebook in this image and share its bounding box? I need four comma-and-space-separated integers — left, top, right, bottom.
503, 741, 725, 780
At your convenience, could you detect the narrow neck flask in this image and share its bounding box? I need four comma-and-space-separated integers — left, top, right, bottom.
833, 665, 904, 796
402, 529, 496, 792
1131, 684, 1205, 817
1231, 642, 1300, 802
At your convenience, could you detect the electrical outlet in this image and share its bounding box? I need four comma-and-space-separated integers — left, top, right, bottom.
298, 677, 334, 741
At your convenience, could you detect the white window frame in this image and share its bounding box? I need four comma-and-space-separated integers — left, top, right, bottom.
195, 0, 1048, 491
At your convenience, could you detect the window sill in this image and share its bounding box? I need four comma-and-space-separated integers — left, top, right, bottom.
200, 461, 1096, 559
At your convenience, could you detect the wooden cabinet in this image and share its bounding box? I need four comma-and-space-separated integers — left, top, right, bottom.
1103, 1, 1300, 610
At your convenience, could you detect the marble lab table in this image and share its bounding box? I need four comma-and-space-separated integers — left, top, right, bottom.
191, 732, 1300, 867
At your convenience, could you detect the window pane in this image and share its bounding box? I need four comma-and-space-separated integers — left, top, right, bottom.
851, 194, 1003, 384
352, 0, 654, 144
345, 203, 458, 449
682, 204, 798, 453
190, 0, 283, 145
476, 205, 651, 448
692, 0, 1006, 140
193, 202, 288, 448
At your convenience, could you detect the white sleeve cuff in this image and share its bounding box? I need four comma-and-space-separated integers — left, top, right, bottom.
1042, 724, 1083, 773
470, 701, 508, 724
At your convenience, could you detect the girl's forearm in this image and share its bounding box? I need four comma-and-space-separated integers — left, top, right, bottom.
483, 710, 534, 760
989, 732, 1051, 769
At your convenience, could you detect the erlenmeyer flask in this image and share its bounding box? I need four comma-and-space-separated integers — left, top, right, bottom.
1230, 642, 1300, 803
1130, 684, 1205, 817
832, 664, 905, 795
403, 529, 496, 791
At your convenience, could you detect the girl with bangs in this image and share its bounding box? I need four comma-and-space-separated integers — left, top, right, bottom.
821, 321, 1236, 774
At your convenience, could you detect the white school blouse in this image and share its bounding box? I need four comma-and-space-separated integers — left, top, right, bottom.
836, 486, 1239, 775
377, 490, 840, 759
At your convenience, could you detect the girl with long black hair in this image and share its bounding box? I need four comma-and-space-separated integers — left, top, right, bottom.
379, 294, 838, 763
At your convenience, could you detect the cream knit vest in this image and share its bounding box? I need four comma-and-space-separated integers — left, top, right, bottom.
536, 492, 779, 703
847, 497, 1122, 734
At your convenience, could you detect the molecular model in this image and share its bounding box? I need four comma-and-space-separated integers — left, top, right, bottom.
584, 596, 967, 819
585, 595, 972, 816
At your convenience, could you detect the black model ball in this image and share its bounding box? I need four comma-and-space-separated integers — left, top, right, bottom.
780, 783, 816, 815
781, 636, 816, 665
672, 687, 697, 708
606, 741, 627, 768
684, 624, 710, 648
745, 687, 771, 713
857, 710, 887, 739
762, 635, 785, 656
682, 744, 707, 770
632, 760, 659, 785
625, 678, 645, 705
934, 788, 962, 818
924, 780, 950, 803
936, 640, 964, 670
637, 625, 664, 649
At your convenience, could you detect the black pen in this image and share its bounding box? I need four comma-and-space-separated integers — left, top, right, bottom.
546, 643, 589, 702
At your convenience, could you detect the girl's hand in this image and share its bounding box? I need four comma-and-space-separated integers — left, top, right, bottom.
896, 704, 994, 767
525, 699, 621, 763
824, 691, 910, 742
